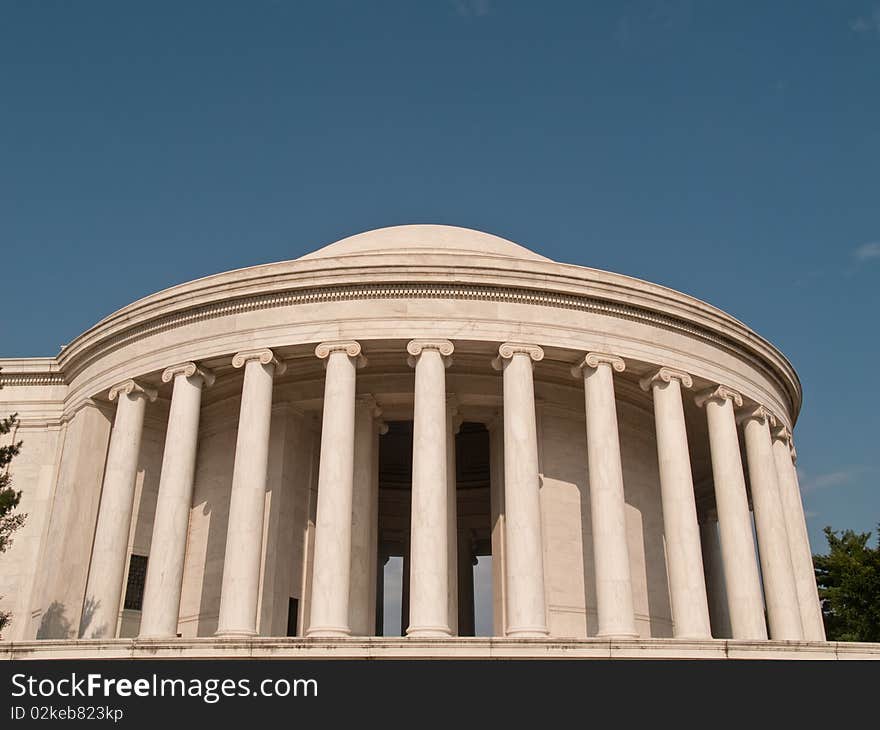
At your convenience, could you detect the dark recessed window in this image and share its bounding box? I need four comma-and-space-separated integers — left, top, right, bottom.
287, 598, 299, 637
123, 554, 148, 611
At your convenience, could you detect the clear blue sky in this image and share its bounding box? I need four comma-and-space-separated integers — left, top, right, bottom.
1, 1, 878, 559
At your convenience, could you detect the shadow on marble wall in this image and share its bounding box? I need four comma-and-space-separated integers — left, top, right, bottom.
622, 437, 673, 638
196, 497, 226, 637
36, 601, 72, 639
77, 596, 107, 639
36, 597, 109, 640
193, 427, 237, 637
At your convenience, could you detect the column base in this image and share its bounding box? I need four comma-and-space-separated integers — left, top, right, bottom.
305, 626, 352, 638
506, 626, 550, 638
136, 632, 177, 641
406, 625, 452, 638
596, 631, 640, 639
214, 629, 258, 639
673, 632, 713, 641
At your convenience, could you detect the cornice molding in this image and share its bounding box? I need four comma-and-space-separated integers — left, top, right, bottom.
13, 276, 801, 420
59, 284, 759, 369
59, 397, 114, 425
0, 373, 66, 386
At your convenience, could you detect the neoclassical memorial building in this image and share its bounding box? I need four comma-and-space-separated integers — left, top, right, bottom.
1, 225, 876, 659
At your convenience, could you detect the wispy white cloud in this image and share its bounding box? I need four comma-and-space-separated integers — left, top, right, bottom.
853, 241, 880, 261
798, 466, 869, 492
850, 7, 880, 35
453, 0, 491, 18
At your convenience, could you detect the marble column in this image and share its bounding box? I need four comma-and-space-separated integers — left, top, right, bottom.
139, 362, 214, 639
349, 394, 385, 636
82, 379, 157, 639
446, 396, 461, 636
574, 352, 637, 638
492, 342, 548, 637
772, 426, 825, 640
488, 416, 507, 637
406, 339, 454, 637
216, 349, 286, 638
700, 516, 732, 638
740, 406, 803, 640
695, 386, 766, 640
640, 367, 711, 639
368, 424, 383, 635
307, 341, 366, 637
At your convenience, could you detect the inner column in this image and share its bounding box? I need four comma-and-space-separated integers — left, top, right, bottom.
375, 421, 493, 636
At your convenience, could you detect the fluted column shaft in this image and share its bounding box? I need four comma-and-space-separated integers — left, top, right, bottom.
139, 362, 214, 639
82, 380, 156, 639
576, 353, 637, 638
216, 349, 285, 637
406, 339, 453, 637
641, 368, 711, 639
494, 343, 548, 637
349, 395, 384, 636
741, 407, 803, 640
307, 341, 365, 637
696, 386, 766, 640
772, 427, 825, 640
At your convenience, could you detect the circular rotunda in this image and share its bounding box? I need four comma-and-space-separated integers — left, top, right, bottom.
2, 224, 867, 659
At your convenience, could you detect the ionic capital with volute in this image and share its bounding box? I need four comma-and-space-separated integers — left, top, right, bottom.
772, 424, 797, 462
491, 342, 544, 371
771, 424, 792, 445
356, 393, 389, 435
161, 361, 215, 387
736, 404, 777, 428
446, 394, 463, 434
570, 352, 625, 379
694, 384, 743, 409
315, 340, 367, 368
108, 378, 158, 403
232, 347, 287, 375
407, 339, 454, 368
639, 366, 693, 391
485, 410, 502, 434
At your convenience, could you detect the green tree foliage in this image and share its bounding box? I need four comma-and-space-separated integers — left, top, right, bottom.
0, 369, 27, 634
813, 525, 880, 642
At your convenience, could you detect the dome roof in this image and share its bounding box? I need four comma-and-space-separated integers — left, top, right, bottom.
299, 224, 553, 262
